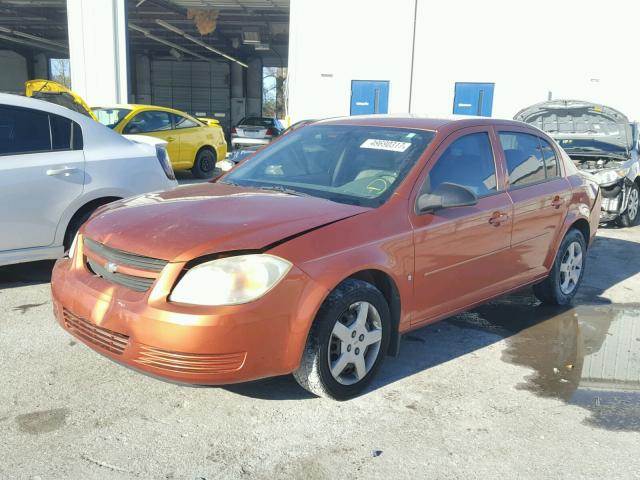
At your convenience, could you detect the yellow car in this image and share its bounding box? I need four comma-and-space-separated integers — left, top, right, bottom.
93, 105, 227, 178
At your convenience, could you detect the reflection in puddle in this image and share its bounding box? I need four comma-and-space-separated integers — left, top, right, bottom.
448, 294, 640, 431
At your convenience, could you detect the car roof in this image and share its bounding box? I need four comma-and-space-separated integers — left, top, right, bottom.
317, 114, 535, 133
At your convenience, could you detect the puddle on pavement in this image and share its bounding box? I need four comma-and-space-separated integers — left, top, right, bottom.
447, 292, 640, 432
16, 408, 69, 434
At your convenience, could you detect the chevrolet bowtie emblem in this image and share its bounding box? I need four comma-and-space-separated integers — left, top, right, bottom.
105, 262, 118, 274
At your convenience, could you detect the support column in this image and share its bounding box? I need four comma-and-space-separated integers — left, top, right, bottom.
230, 61, 245, 126
66, 0, 129, 105
246, 57, 262, 117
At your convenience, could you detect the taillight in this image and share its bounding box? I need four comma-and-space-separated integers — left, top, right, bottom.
155, 144, 176, 180
266, 128, 277, 136
231, 127, 237, 135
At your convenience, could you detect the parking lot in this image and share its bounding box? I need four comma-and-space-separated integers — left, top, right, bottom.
0, 223, 638, 480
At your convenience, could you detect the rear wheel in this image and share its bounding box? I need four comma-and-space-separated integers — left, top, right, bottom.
533, 228, 586, 305
191, 148, 217, 179
293, 279, 390, 400
616, 182, 639, 228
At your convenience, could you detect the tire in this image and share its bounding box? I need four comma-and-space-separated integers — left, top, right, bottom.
533, 228, 587, 305
616, 182, 639, 228
191, 148, 217, 179
293, 279, 391, 400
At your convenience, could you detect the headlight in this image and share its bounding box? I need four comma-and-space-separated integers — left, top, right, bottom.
592, 167, 629, 185
67, 233, 79, 259
169, 254, 292, 306
216, 159, 235, 172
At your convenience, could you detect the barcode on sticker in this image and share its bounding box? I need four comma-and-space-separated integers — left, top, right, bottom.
360, 139, 411, 152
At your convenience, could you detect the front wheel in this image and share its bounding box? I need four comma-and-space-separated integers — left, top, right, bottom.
533, 228, 587, 305
616, 182, 639, 228
191, 148, 217, 179
293, 279, 391, 400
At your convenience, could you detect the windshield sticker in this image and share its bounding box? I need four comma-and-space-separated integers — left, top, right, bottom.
360, 139, 412, 152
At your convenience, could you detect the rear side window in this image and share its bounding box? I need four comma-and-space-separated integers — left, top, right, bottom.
123, 110, 172, 133
173, 114, 199, 129
421, 132, 497, 198
499, 132, 546, 187
0, 106, 50, 155
0, 107, 83, 155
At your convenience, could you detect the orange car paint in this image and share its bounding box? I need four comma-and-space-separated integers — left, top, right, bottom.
51, 116, 600, 385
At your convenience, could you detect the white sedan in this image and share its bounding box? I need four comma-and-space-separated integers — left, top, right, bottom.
0, 93, 178, 266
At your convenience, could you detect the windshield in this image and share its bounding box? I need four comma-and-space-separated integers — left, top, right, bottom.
222, 124, 435, 207
93, 108, 132, 129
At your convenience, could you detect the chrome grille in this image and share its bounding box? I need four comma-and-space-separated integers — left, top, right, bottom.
63, 309, 129, 355
83, 238, 168, 292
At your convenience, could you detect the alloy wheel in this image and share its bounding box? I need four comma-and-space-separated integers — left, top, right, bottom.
559, 241, 583, 295
328, 301, 383, 385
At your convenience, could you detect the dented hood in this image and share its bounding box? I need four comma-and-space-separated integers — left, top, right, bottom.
514, 99, 632, 150
82, 183, 369, 262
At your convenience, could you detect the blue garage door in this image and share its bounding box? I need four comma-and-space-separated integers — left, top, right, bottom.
351, 80, 390, 115
453, 82, 495, 117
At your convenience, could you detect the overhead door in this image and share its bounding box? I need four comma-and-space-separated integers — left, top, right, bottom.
150, 60, 231, 134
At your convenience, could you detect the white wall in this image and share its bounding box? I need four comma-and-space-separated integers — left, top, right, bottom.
67, 0, 128, 105
288, 0, 416, 121
289, 0, 640, 122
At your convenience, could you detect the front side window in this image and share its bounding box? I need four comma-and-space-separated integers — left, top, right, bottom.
500, 132, 548, 187
0, 106, 51, 155
420, 132, 497, 198
123, 110, 172, 134
223, 125, 435, 207
173, 114, 199, 129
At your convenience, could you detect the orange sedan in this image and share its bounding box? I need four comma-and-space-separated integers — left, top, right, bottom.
51, 116, 601, 400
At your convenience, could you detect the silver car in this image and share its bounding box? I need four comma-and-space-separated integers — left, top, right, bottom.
0, 93, 178, 266
516, 100, 640, 227
230, 116, 285, 150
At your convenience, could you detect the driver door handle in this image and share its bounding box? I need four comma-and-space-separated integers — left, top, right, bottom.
488, 211, 509, 226
46, 167, 80, 176
551, 195, 565, 209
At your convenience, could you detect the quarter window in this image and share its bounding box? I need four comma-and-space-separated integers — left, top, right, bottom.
500, 132, 557, 186
539, 137, 559, 178
123, 110, 172, 134
50, 114, 72, 150
421, 132, 497, 198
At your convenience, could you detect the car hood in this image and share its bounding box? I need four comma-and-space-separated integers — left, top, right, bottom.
514, 99, 632, 150
82, 183, 369, 262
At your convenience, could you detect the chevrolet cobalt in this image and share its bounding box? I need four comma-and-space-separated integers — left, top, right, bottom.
51, 116, 601, 400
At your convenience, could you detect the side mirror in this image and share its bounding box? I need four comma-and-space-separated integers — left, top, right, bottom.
417, 182, 478, 213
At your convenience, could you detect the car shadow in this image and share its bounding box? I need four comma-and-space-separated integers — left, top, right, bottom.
0, 260, 55, 289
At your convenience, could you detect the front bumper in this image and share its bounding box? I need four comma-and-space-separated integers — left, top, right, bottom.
599, 178, 632, 222
51, 252, 326, 385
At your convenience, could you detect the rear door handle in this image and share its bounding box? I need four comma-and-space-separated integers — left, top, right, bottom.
488, 211, 509, 226
551, 195, 565, 209
46, 167, 80, 176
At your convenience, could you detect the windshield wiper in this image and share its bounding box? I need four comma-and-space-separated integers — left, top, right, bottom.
254, 184, 312, 197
